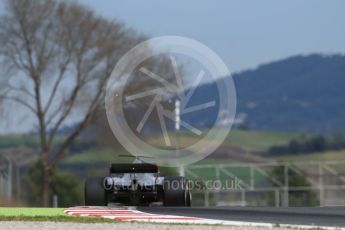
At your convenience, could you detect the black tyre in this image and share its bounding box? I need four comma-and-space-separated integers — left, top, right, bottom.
186, 188, 192, 207
163, 176, 191, 207
84, 177, 107, 206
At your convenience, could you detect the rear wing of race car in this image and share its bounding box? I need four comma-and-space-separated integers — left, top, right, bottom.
110, 163, 159, 174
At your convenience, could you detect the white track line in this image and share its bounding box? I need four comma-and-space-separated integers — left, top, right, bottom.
64, 206, 345, 229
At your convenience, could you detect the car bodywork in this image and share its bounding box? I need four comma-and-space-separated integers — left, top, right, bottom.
84, 159, 191, 206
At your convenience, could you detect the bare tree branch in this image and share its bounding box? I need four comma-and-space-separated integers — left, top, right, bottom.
3, 82, 35, 98
0, 95, 36, 113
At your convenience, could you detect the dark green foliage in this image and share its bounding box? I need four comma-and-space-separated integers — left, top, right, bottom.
0, 135, 39, 149
67, 139, 98, 154
23, 161, 83, 207
266, 134, 345, 156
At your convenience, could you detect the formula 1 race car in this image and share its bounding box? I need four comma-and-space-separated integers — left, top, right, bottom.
84, 160, 191, 206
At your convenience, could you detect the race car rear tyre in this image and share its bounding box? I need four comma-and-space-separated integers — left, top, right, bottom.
163, 176, 191, 206
186, 188, 192, 206
84, 177, 107, 206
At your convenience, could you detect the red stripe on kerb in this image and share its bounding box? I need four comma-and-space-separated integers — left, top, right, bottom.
64, 208, 129, 211
65, 208, 130, 211
70, 213, 157, 216
117, 217, 200, 220
65, 210, 135, 214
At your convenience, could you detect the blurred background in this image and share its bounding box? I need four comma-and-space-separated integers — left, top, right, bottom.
0, 0, 345, 207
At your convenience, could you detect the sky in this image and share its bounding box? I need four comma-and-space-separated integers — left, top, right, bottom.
0, 0, 345, 133
79, 0, 345, 72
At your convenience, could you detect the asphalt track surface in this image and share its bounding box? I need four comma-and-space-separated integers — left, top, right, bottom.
138, 206, 345, 227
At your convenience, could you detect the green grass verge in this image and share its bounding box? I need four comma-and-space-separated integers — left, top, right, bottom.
0, 208, 117, 223
0, 215, 117, 223
0, 208, 64, 216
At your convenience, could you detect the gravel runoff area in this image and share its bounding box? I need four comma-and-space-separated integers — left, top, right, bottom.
0, 221, 294, 230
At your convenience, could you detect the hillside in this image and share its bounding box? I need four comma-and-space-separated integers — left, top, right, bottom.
235, 54, 345, 133
192, 54, 345, 134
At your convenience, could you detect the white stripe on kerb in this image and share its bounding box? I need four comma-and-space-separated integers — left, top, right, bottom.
64, 206, 345, 230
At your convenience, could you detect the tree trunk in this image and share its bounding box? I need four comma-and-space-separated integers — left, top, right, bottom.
42, 160, 52, 207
